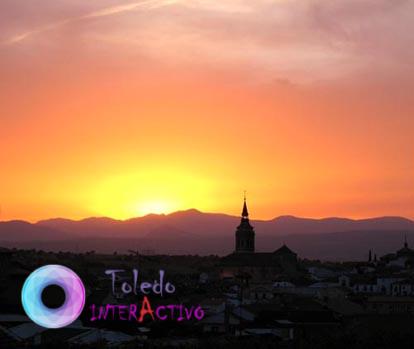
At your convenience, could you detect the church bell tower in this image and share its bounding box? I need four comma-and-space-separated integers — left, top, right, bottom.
235, 193, 255, 253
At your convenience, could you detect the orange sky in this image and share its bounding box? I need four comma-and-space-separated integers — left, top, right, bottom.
0, 0, 413, 222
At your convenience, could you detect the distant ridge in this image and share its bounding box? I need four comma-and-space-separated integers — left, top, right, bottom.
0, 220, 71, 242
35, 210, 414, 238
1, 209, 414, 260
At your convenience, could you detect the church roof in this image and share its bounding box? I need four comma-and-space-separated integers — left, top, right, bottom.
396, 236, 414, 256
221, 245, 298, 267
220, 252, 280, 267
397, 246, 413, 254
274, 244, 296, 256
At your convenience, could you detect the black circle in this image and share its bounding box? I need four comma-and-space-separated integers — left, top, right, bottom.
41, 285, 66, 309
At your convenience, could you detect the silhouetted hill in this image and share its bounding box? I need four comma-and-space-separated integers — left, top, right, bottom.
257, 215, 414, 236
37, 217, 122, 237
0, 220, 71, 242
36, 210, 414, 238
37, 209, 240, 238
1, 210, 414, 260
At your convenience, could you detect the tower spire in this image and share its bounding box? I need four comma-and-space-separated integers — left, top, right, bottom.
405, 234, 408, 248
235, 191, 255, 253
242, 191, 249, 218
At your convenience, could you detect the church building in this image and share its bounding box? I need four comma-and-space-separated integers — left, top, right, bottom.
220, 196, 299, 282
381, 236, 414, 268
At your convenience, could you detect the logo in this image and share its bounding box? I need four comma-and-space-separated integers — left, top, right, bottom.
88, 269, 204, 322
21, 265, 85, 329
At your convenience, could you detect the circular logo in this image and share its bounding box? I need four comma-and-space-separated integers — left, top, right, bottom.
21, 265, 85, 328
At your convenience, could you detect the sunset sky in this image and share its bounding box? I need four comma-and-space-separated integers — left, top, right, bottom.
1, 0, 413, 222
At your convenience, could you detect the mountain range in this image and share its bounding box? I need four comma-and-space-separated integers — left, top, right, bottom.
1, 209, 414, 260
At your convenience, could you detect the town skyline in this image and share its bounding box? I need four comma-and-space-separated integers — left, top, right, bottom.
1, 198, 413, 261
1, 2, 414, 348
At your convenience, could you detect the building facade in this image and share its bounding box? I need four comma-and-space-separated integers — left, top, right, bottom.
220, 197, 298, 282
